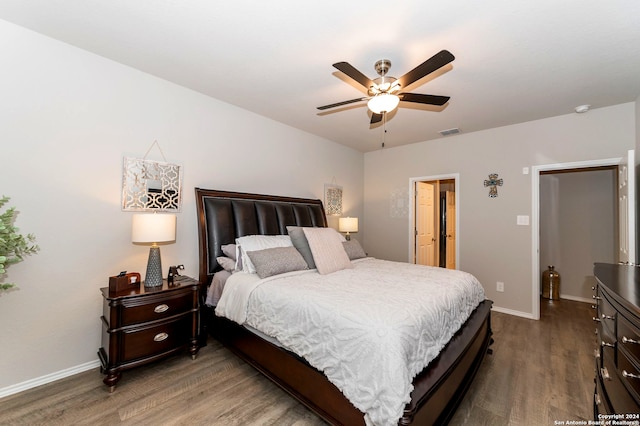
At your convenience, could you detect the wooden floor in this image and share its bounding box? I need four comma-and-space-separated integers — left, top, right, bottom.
0, 298, 596, 425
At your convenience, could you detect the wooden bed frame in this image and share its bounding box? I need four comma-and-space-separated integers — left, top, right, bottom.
195, 188, 493, 425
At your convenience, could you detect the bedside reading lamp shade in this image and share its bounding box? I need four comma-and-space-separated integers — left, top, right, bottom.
339, 217, 358, 241
132, 213, 176, 287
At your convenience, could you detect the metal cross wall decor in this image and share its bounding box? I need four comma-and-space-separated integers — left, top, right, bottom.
484, 173, 503, 198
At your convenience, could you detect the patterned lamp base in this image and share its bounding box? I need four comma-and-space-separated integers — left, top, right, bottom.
144, 246, 163, 287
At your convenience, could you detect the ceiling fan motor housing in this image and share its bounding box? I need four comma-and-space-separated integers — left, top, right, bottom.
374, 59, 392, 76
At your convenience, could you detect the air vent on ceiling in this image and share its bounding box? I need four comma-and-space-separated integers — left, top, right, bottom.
439, 127, 461, 136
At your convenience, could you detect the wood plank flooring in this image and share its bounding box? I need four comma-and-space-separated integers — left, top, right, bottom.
0, 298, 596, 425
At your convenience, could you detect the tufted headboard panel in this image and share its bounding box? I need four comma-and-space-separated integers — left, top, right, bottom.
195, 188, 327, 286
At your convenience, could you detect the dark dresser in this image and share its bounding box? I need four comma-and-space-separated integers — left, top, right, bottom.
593, 263, 640, 418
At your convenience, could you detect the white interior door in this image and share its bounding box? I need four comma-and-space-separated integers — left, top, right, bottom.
618, 149, 636, 263
416, 181, 438, 266
445, 190, 456, 269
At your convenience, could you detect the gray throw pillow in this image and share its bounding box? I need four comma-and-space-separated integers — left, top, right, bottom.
246, 246, 308, 279
343, 240, 366, 260
287, 226, 316, 269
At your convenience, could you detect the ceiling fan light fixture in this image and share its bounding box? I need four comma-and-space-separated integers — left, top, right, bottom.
368, 93, 400, 114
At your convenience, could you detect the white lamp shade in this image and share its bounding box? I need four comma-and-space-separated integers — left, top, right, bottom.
367, 93, 400, 114
339, 217, 359, 233
132, 213, 176, 243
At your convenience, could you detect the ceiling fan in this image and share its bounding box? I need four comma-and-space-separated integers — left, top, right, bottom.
317, 50, 455, 124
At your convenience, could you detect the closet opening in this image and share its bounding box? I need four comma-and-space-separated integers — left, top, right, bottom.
532, 150, 634, 319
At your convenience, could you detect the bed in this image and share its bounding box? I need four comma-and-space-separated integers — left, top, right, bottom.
195, 188, 493, 426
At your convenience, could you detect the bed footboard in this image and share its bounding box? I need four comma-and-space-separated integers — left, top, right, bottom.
209, 299, 493, 426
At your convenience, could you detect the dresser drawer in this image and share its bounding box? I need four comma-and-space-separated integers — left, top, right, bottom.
120, 315, 192, 362
618, 315, 640, 365
120, 291, 193, 326
598, 292, 617, 339
595, 372, 613, 416
618, 351, 640, 402
601, 352, 639, 415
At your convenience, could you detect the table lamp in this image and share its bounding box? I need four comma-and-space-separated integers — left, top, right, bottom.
132, 213, 176, 287
338, 217, 358, 241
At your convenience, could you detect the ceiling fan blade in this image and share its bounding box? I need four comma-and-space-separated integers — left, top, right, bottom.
370, 113, 383, 124
333, 62, 374, 89
317, 97, 368, 110
397, 50, 455, 89
400, 93, 450, 106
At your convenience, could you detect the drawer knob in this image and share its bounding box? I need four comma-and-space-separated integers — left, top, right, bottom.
593, 295, 602, 301
594, 392, 601, 405
594, 349, 600, 359
601, 340, 615, 348
592, 316, 601, 323
153, 332, 169, 342
154, 304, 169, 313
622, 336, 640, 345
600, 367, 611, 381
622, 370, 640, 380
601, 313, 614, 321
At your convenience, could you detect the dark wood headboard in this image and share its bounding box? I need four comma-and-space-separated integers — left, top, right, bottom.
195, 188, 327, 286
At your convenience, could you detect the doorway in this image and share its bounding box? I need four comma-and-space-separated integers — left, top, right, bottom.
531, 151, 635, 319
539, 166, 617, 303
409, 174, 459, 269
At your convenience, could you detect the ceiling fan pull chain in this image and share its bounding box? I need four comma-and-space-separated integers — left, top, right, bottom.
381, 112, 387, 149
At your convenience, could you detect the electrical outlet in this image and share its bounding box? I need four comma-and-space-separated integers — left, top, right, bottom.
497, 281, 504, 292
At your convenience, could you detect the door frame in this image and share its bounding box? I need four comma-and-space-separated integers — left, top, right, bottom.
409, 174, 460, 267
531, 156, 626, 320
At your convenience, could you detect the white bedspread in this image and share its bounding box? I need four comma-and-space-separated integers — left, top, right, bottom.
215, 258, 486, 426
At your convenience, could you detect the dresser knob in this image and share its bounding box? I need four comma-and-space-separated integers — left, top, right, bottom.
154, 304, 169, 313
622, 370, 640, 380
601, 314, 614, 321
592, 317, 601, 323
601, 340, 615, 348
622, 336, 640, 345
600, 367, 611, 380
594, 349, 600, 359
594, 392, 601, 405
593, 295, 602, 301
153, 332, 169, 342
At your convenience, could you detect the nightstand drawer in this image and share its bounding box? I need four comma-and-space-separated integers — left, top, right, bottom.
120, 291, 193, 326
121, 315, 191, 362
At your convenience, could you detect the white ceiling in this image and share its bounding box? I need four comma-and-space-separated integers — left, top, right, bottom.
1, 1, 639, 152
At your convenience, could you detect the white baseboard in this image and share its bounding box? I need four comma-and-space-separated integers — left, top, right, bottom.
491, 305, 537, 319
559, 294, 593, 304
0, 359, 101, 399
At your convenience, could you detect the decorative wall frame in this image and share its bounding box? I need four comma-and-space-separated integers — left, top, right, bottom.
121, 155, 183, 212
390, 187, 409, 218
324, 183, 343, 216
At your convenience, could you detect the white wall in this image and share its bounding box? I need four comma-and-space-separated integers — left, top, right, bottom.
0, 20, 363, 391
364, 103, 635, 316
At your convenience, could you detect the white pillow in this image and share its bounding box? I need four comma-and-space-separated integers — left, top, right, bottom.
235, 235, 293, 274
302, 227, 352, 275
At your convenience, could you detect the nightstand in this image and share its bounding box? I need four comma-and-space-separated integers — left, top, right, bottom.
98, 276, 200, 392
